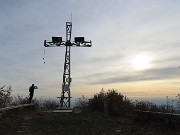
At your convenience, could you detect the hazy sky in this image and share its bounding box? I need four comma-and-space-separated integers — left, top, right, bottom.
0, 0, 180, 100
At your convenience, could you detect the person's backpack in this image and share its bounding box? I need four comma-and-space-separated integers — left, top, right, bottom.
29, 86, 33, 92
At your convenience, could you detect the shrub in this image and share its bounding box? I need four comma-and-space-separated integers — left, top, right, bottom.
88, 89, 105, 112
11, 96, 59, 110
74, 95, 89, 109
42, 99, 59, 109
132, 100, 171, 113
0, 85, 13, 108
12, 95, 29, 105
88, 89, 133, 115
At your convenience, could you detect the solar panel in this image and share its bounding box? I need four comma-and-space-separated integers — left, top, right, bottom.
75, 37, 84, 43
52, 37, 62, 44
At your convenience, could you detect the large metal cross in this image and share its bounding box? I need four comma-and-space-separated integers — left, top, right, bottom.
44, 22, 92, 108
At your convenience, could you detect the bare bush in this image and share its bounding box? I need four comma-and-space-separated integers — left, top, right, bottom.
0, 85, 12, 108
74, 95, 89, 109
12, 95, 29, 105
37, 98, 59, 110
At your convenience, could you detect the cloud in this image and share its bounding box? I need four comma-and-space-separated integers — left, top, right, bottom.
84, 66, 180, 85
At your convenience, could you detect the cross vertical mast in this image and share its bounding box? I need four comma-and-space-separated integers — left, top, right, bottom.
60, 22, 72, 108
44, 21, 92, 108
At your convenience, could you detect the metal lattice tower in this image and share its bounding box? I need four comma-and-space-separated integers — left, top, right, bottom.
44, 22, 92, 108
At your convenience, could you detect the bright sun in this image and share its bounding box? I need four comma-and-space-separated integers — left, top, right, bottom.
132, 54, 151, 70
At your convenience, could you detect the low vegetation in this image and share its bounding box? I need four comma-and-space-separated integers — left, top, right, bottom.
76, 89, 180, 115
1, 85, 180, 113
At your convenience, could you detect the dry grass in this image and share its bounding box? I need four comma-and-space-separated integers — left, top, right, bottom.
0, 109, 180, 135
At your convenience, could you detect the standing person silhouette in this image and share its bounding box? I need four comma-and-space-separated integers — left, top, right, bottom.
29, 84, 37, 103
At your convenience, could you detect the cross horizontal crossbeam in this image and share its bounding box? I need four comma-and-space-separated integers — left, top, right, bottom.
44, 40, 92, 47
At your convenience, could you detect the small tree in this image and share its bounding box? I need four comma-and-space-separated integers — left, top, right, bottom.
0, 85, 13, 108
88, 89, 133, 115
88, 89, 105, 111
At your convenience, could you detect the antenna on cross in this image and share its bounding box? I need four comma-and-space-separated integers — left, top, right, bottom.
71, 13, 72, 22
44, 20, 92, 108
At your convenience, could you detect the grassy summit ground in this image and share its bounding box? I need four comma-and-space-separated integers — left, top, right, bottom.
0, 109, 180, 135
1, 89, 180, 134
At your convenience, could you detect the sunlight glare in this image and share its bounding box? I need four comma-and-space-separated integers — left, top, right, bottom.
132, 54, 151, 70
